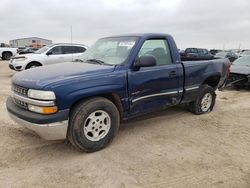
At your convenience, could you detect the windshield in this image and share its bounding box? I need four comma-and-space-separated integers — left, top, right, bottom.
34, 46, 50, 54
233, 56, 250, 66
77, 37, 138, 65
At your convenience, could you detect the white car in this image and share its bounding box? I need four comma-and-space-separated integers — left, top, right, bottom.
9, 43, 88, 71
0, 47, 18, 60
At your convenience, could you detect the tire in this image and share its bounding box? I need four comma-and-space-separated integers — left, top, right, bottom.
68, 97, 120, 152
2, 52, 12, 60
26, 62, 41, 69
189, 85, 216, 115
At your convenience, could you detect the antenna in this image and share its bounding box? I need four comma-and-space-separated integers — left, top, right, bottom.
70, 25, 73, 61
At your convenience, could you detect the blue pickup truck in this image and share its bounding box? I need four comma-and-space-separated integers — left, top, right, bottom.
6, 33, 230, 152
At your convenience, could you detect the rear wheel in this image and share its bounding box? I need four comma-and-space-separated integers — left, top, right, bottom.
68, 97, 120, 152
2, 52, 12, 60
26, 62, 41, 69
189, 85, 216, 115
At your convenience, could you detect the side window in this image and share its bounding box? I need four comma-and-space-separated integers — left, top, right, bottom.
197, 49, 204, 54
138, 39, 172, 65
186, 48, 198, 53
48, 46, 62, 55
192, 49, 198, 53
203, 49, 209, 54
74, 46, 86, 53
62, 46, 74, 54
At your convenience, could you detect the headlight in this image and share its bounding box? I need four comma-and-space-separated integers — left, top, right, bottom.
28, 104, 58, 114
28, 89, 56, 100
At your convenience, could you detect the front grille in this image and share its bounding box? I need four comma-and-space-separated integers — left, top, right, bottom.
13, 98, 28, 109
12, 84, 29, 109
12, 84, 28, 96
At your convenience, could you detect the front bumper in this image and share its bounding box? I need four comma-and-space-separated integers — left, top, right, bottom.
6, 97, 69, 140
227, 73, 250, 86
9, 59, 25, 71
9, 113, 68, 140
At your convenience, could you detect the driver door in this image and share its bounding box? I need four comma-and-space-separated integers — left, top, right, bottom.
128, 39, 182, 115
45, 46, 66, 65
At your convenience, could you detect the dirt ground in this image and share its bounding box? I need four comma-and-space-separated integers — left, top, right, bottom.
0, 60, 250, 188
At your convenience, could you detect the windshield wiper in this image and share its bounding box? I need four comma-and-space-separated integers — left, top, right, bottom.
73, 59, 84, 62
86, 59, 114, 66
86, 59, 106, 65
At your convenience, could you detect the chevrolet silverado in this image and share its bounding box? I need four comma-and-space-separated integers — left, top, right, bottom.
6, 33, 230, 152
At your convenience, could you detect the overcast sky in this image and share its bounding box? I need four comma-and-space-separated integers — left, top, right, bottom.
1, 0, 250, 49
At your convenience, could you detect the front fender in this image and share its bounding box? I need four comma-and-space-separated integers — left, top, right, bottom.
49, 70, 128, 110
71, 84, 126, 104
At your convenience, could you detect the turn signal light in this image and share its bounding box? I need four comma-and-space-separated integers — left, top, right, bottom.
42, 106, 58, 114
28, 104, 58, 114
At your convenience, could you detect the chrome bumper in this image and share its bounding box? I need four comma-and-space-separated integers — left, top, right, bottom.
8, 113, 68, 140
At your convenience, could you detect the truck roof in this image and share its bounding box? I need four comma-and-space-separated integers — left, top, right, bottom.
101, 33, 172, 38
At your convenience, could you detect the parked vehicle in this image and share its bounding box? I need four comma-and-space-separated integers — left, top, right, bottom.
9, 43, 88, 71
227, 56, 250, 88
181, 48, 214, 61
0, 47, 18, 60
6, 33, 230, 152
18, 47, 39, 55
239, 50, 250, 57
0, 43, 9, 47
214, 51, 238, 62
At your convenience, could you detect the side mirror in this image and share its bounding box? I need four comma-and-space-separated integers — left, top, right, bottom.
134, 56, 156, 70
46, 51, 52, 56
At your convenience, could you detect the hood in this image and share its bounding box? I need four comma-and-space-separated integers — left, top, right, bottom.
12, 62, 115, 89
230, 65, 250, 75
13, 53, 42, 59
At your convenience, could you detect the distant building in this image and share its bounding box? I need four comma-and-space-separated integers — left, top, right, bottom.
9, 37, 52, 48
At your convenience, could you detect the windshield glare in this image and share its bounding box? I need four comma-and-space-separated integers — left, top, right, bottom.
233, 57, 250, 66
78, 37, 138, 65
34, 46, 50, 54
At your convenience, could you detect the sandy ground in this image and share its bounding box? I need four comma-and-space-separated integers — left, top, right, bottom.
0, 60, 250, 188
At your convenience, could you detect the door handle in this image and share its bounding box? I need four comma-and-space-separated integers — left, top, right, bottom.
169, 71, 177, 77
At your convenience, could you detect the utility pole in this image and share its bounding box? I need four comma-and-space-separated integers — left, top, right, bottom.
238, 43, 241, 53
70, 25, 73, 44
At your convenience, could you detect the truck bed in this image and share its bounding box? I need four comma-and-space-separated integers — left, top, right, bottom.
181, 58, 230, 103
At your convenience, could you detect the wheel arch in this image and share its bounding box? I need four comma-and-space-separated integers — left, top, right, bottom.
69, 93, 124, 120
25, 61, 42, 69
2, 51, 13, 56
202, 73, 221, 89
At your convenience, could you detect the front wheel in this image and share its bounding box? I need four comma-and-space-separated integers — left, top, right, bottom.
189, 85, 216, 115
2, 52, 12, 60
68, 97, 120, 152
